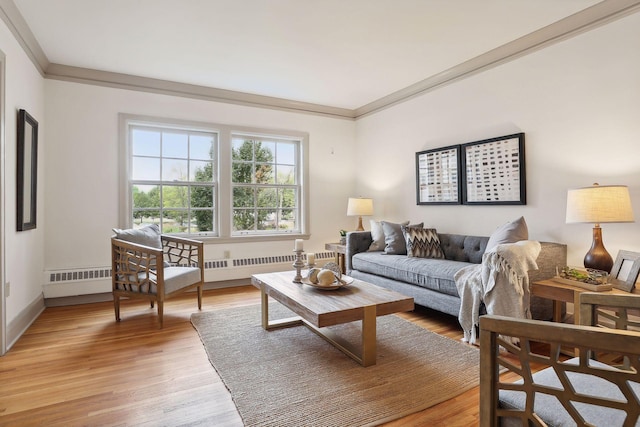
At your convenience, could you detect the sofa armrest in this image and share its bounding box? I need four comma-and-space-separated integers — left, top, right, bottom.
530, 241, 567, 283
345, 231, 373, 273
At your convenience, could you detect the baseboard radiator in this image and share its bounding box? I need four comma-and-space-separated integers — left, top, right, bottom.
44, 252, 335, 293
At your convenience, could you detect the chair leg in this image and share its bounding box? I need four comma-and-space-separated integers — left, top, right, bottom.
158, 301, 164, 328
113, 295, 121, 322
150, 301, 154, 308
197, 285, 203, 310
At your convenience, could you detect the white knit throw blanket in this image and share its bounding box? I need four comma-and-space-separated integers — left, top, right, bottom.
455, 240, 541, 344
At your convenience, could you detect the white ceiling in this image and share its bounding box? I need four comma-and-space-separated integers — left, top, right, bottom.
13, 0, 604, 110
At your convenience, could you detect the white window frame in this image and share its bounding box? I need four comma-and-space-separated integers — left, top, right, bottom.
119, 114, 310, 243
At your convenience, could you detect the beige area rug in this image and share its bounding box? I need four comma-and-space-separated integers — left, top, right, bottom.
191, 304, 479, 427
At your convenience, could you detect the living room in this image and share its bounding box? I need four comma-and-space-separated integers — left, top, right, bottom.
1, 0, 640, 424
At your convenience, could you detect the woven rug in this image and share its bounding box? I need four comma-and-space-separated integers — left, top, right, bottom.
191, 304, 479, 427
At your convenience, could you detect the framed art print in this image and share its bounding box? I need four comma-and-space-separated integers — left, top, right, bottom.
610, 250, 640, 292
461, 133, 525, 205
415, 144, 461, 205
17, 109, 38, 231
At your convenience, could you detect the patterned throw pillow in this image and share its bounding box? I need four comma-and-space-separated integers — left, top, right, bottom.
402, 227, 445, 259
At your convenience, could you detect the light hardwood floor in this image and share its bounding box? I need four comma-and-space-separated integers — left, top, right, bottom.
1, 285, 483, 426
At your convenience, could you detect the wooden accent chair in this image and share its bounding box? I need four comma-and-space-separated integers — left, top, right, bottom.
111, 224, 204, 327
480, 292, 640, 426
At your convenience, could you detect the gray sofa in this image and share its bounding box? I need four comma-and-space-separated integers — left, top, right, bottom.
345, 231, 567, 320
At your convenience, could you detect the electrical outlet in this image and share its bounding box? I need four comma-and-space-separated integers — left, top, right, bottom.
223, 250, 231, 259
4, 282, 9, 297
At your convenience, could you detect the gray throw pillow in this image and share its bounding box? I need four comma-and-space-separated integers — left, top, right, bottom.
112, 224, 162, 249
368, 220, 385, 251
484, 216, 528, 253
382, 221, 423, 255
402, 227, 445, 259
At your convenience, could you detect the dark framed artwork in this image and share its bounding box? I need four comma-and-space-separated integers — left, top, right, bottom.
415, 144, 461, 205
17, 109, 38, 231
610, 250, 640, 292
461, 133, 526, 205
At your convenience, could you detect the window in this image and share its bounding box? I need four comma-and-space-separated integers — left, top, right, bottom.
129, 124, 217, 235
120, 114, 308, 240
231, 134, 300, 235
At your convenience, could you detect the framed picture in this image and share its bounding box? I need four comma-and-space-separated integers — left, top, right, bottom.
415, 144, 461, 205
461, 133, 526, 205
610, 250, 640, 292
17, 109, 38, 231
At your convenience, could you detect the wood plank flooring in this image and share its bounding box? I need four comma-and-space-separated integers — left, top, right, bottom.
0, 285, 483, 426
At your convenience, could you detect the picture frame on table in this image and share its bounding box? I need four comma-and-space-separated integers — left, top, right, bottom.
461, 133, 526, 205
610, 250, 640, 292
17, 109, 38, 231
415, 144, 461, 205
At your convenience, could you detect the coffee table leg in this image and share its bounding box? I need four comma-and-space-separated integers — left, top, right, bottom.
260, 284, 303, 330
361, 305, 377, 367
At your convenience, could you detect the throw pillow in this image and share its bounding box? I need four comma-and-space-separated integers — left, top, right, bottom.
484, 216, 528, 253
382, 221, 423, 255
112, 224, 162, 249
368, 220, 386, 251
402, 227, 445, 259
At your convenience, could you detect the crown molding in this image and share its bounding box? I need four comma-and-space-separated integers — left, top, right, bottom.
2, 0, 639, 120
0, 0, 48, 75
45, 64, 356, 120
354, 0, 640, 118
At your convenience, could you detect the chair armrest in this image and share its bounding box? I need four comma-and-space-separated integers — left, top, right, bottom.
111, 237, 163, 293
479, 315, 640, 426
345, 231, 373, 273
161, 235, 204, 268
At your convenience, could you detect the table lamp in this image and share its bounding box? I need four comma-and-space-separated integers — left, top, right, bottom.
566, 183, 634, 272
347, 197, 373, 231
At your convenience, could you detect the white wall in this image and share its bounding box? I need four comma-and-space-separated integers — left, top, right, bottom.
0, 21, 46, 324
43, 81, 357, 292
355, 12, 640, 267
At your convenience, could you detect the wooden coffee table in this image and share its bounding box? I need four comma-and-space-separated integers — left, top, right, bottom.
251, 270, 414, 367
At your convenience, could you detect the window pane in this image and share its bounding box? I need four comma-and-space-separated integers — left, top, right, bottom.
233, 209, 255, 231
162, 159, 188, 181
190, 134, 215, 160
257, 187, 277, 208
162, 132, 188, 158
279, 209, 296, 231
162, 186, 189, 208
191, 185, 214, 208
276, 165, 295, 185
232, 162, 254, 183
191, 209, 214, 232
233, 186, 254, 207
162, 210, 189, 233
191, 161, 213, 182
255, 163, 274, 184
277, 142, 296, 165
257, 209, 277, 230
232, 139, 253, 161
132, 129, 160, 156
259, 141, 276, 162
132, 157, 160, 180
280, 188, 296, 209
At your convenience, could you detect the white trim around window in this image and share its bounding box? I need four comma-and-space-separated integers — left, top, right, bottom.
118, 113, 310, 243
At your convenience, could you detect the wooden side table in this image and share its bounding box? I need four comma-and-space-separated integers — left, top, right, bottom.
325, 242, 346, 274
531, 279, 638, 325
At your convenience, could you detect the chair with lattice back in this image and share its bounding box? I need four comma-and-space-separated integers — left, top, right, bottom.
111, 224, 204, 327
480, 292, 640, 426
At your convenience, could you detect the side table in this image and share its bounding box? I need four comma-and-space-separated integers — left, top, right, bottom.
531, 279, 638, 325
325, 242, 346, 274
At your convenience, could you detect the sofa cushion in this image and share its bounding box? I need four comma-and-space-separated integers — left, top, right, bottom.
368, 220, 386, 251
352, 251, 472, 297
485, 216, 528, 253
382, 221, 423, 255
402, 227, 445, 259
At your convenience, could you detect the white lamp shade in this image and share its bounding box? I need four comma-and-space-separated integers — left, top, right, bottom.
566, 185, 634, 224
347, 197, 373, 216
